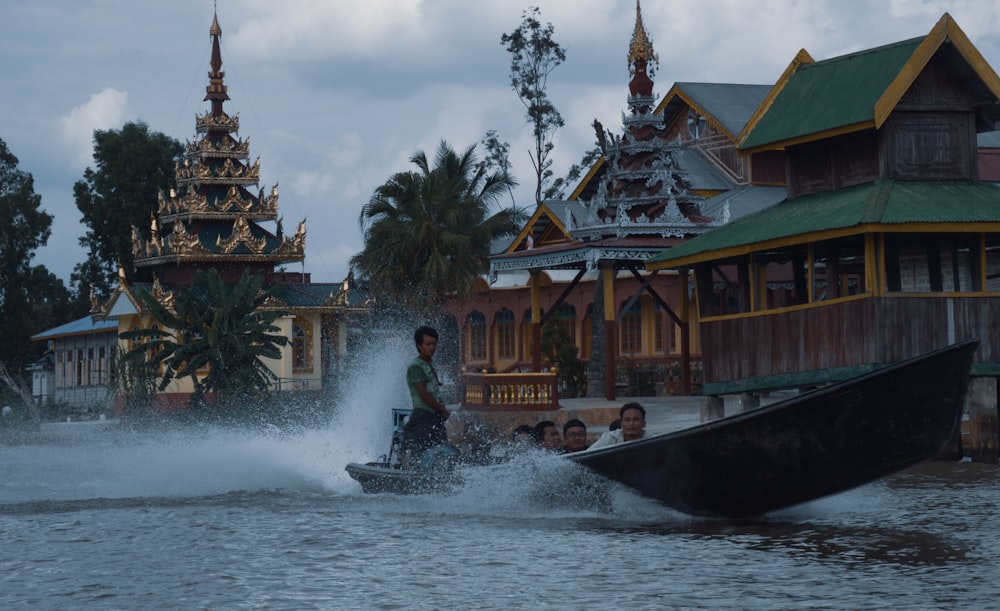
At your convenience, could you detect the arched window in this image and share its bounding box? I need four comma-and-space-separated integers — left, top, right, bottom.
292, 324, 307, 370
496, 309, 515, 360
620, 300, 642, 354
467, 311, 486, 361
292, 319, 314, 373
557, 304, 577, 345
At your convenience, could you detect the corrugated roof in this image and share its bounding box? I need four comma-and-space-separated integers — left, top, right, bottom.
647, 180, 1000, 267
31, 316, 118, 341
673, 148, 735, 191
669, 83, 772, 138
699, 185, 787, 221
740, 38, 923, 151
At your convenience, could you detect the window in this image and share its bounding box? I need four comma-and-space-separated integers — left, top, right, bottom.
496, 310, 515, 360
292, 324, 307, 369
620, 300, 642, 354
467, 311, 486, 361
885, 233, 978, 293
696, 257, 750, 318
987, 234, 1000, 291
653, 302, 665, 352
557, 304, 577, 345
812, 235, 867, 299
755, 245, 809, 310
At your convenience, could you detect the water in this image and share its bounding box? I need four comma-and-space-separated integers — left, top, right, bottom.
2, 418, 998, 610
3, 338, 999, 609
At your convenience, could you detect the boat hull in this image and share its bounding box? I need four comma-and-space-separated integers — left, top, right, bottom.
345, 461, 461, 495
568, 340, 977, 518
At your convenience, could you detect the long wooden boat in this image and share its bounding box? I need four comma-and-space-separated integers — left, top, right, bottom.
568, 339, 977, 518
347, 340, 977, 518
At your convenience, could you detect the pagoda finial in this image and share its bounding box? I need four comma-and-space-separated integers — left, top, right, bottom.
628, 0, 658, 77
204, 8, 230, 115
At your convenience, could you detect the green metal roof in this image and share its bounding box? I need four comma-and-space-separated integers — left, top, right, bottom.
740, 38, 923, 150
646, 180, 1000, 267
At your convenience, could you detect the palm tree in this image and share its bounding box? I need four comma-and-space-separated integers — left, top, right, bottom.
121, 268, 289, 411
351, 140, 525, 313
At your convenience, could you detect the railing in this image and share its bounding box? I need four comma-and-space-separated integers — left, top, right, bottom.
461, 372, 559, 411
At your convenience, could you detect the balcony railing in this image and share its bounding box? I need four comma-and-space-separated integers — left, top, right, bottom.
461, 372, 559, 411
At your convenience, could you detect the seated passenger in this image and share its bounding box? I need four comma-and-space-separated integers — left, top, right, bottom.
561, 418, 588, 453
510, 424, 537, 445
534, 420, 562, 451
588, 402, 646, 449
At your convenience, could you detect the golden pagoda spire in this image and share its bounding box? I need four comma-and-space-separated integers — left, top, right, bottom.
204, 8, 230, 116
628, 0, 659, 77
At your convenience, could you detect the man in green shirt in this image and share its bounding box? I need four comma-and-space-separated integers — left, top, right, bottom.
402, 326, 451, 464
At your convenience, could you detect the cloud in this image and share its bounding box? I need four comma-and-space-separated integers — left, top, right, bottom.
59, 88, 130, 169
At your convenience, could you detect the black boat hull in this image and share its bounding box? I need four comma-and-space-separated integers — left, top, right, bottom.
568, 340, 977, 518
345, 461, 461, 495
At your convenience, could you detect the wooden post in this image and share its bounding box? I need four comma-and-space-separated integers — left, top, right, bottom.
603, 267, 617, 401
680, 271, 691, 395
967, 376, 999, 463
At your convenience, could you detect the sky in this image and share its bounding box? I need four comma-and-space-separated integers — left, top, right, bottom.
3, 0, 1000, 287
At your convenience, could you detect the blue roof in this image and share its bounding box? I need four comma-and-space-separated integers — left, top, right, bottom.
31, 316, 118, 341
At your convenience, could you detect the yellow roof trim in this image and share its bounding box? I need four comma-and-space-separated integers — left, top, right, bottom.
656, 83, 736, 141
737, 48, 815, 148
741, 120, 875, 154
503, 202, 572, 255
875, 13, 1000, 129
647, 221, 1000, 270
568, 156, 605, 201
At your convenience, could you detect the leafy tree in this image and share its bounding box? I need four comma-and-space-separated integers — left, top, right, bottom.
73, 121, 183, 296
0, 137, 56, 370
501, 6, 566, 206
480, 129, 517, 207
352, 140, 525, 314
120, 268, 289, 411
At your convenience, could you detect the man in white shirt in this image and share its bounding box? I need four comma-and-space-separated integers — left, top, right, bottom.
587, 402, 646, 449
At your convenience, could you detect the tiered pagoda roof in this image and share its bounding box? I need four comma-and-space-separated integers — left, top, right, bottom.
569, 0, 721, 241
131, 13, 304, 272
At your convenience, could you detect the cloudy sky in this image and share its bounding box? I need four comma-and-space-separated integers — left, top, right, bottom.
3, 0, 1000, 286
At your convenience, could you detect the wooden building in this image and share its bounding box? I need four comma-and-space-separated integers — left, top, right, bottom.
646, 13, 1000, 461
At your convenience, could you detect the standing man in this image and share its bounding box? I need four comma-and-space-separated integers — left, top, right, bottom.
561, 418, 589, 453
587, 402, 646, 449
402, 326, 451, 462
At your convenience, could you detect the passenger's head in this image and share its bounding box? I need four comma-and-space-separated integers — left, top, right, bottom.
534, 420, 562, 450
511, 424, 536, 444
619, 402, 646, 441
562, 418, 588, 452
413, 326, 439, 358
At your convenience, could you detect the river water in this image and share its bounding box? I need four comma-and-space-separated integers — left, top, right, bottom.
2, 416, 998, 610
3, 334, 999, 610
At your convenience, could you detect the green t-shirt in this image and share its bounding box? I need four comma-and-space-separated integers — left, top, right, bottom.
407, 357, 440, 413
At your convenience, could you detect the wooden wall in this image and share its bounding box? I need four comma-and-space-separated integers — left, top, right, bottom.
701, 296, 999, 383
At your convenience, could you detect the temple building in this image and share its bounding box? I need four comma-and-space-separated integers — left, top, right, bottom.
449, 1, 784, 399
34, 12, 366, 413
